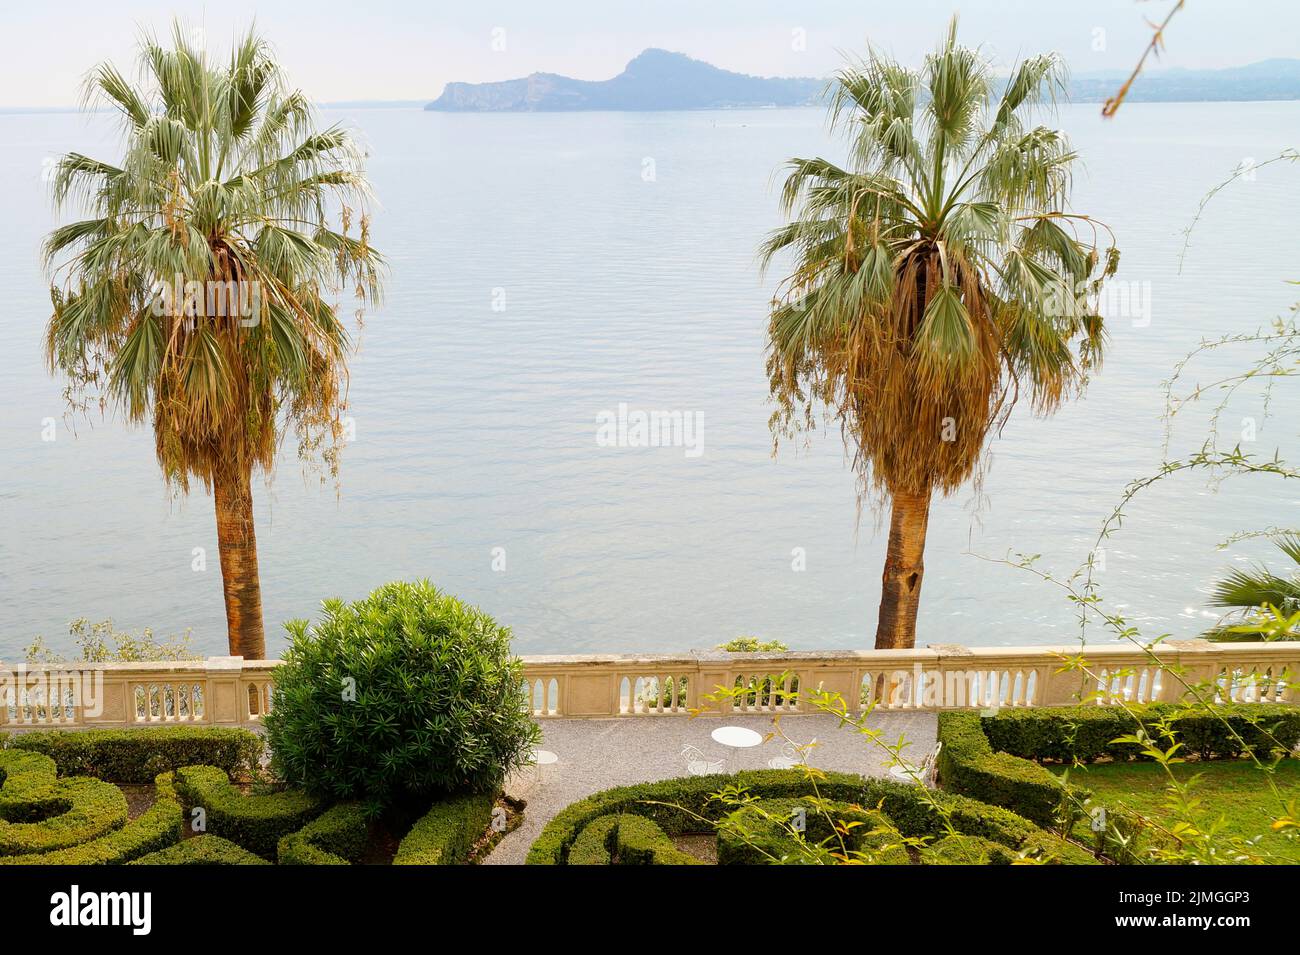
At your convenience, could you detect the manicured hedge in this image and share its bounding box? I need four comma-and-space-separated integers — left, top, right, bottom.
936, 712, 1076, 827
173, 765, 322, 859
717, 798, 908, 865
853, 775, 1094, 865
8, 727, 262, 783
567, 815, 621, 865
393, 792, 497, 865
980, 704, 1300, 763
527, 769, 1094, 865
0, 771, 181, 865
278, 803, 370, 865
611, 814, 703, 865
0, 750, 127, 856
130, 834, 270, 865
938, 705, 1300, 851
919, 833, 1015, 865
568, 813, 703, 865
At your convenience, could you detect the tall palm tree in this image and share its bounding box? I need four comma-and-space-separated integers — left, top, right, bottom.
762, 19, 1118, 649
1205, 534, 1300, 641
44, 24, 383, 658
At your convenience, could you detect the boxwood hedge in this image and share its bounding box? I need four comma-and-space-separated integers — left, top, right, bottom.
919, 833, 1016, 865
716, 798, 908, 865
392, 791, 496, 865
568, 813, 703, 865
979, 704, 1300, 763
0, 750, 128, 856
527, 769, 1093, 865
0, 770, 181, 865
131, 834, 271, 865
173, 765, 322, 859
277, 802, 370, 865
7, 727, 262, 783
937, 704, 1300, 834
936, 712, 1075, 826
567, 814, 622, 865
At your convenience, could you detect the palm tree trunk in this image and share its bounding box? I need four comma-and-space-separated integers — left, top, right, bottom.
874, 489, 932, 650
213, 466, 267, 659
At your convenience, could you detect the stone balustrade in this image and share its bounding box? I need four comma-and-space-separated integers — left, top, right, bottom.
1, 641, 1295, 730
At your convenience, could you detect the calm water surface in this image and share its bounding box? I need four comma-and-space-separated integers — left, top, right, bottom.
0, 102, 1297, 657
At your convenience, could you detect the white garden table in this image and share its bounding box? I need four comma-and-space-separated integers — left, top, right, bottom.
532, 749, 559, 783
710, 726, 763, 771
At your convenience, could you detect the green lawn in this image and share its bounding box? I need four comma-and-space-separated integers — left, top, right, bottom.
1061, 759, 1300, 862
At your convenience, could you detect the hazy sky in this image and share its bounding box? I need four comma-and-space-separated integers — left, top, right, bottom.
3, 0, 1296, 108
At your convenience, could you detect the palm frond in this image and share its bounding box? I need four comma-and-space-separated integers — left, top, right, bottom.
762, 20, 1116, 502
43, 19, 383, 492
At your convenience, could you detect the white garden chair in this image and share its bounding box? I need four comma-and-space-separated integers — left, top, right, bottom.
768, 737, 818, 770
889, 741, 942, 786
682, 744, 726, 776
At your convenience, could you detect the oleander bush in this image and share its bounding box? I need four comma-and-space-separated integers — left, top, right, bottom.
264, 580, 540, 811
8, 727, 262, 783
528, 769, 1093, 865
173, 765, 323, 859
131, 834, 271, 865
392, 791, 496, 865
0, 750, 128, 855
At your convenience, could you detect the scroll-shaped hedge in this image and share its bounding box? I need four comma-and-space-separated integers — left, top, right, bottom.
393, 792, 495, 865
131, 834, 270, 865
0, 750, 127, 856
173, 765, 322, 859
278, 802, 370, 865
919, 833, 1016, 865
568, 813, 702, 865
0, 770, 181, 865
935, 712, 1073, 826
716, 798, 909, 865
528, 769, 1095, 865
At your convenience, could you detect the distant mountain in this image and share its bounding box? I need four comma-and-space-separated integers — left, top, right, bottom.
426, 51, 1300, 113
425, 49, 822, 112
1069, 58, 1300, 104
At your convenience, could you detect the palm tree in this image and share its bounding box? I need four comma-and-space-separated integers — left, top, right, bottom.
44, 24, 383, 658
1205, 535, 1300, 641
761, 19, 1118, 649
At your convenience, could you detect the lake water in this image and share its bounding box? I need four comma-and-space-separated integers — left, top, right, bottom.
1, 101, 1298, 659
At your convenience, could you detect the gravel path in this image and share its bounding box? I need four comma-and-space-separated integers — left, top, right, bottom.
483, 711, 937, 865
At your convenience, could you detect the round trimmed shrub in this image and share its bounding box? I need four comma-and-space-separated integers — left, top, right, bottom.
265, 580, 540, 810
